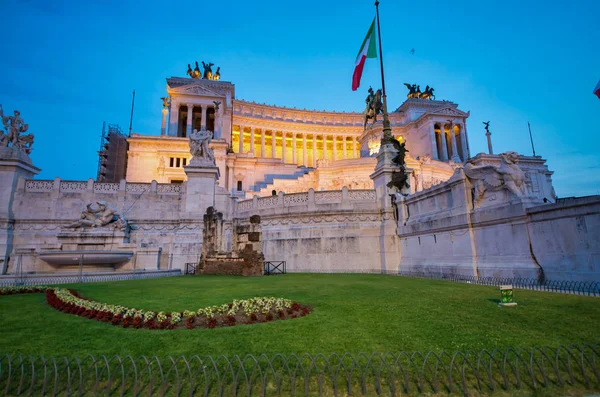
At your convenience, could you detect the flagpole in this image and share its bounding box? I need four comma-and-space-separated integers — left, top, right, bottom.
375, 0, 393, 144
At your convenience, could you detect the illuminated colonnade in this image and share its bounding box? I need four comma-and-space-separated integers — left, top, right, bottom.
233, 127, 361, 167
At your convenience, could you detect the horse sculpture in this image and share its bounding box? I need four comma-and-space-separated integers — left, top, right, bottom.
404, 83, 435, 100
364, 88, 383, 129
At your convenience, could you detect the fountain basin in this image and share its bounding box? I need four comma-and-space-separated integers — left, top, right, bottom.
39, 251, 134, 266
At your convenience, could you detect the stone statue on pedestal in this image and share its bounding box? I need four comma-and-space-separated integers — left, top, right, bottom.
0, 105, 34, 155
189, 127, 215, 166
463, 151, 527, 206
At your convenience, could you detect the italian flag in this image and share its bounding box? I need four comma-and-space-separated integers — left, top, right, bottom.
352, 18, 377, 91
594, 79, 600, 99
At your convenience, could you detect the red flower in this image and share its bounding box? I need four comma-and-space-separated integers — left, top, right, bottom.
266, 313, 273, 321
208, 318, 217, 329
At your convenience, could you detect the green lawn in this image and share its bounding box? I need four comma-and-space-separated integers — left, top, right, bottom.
0, 274, 598, 357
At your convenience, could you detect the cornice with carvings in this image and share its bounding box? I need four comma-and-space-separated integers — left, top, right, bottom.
234, 210, 393, 226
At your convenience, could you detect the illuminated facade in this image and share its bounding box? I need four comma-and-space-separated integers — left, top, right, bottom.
125, 76, 471, 197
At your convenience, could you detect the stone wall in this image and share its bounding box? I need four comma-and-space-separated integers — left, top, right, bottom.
527, 196, 600, 281
4, 178, 202, 274
395, 166, 599, 280
234, 188, 400, 273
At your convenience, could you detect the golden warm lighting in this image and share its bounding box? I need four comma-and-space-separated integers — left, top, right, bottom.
368, 137, 380, 155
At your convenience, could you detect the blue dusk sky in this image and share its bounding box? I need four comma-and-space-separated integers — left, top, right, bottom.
1, 0, 599, 197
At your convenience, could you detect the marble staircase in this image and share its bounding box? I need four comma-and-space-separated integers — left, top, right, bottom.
247, 167, 315, 197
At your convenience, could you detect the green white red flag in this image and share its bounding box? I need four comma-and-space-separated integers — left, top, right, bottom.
352, 18, 377, 91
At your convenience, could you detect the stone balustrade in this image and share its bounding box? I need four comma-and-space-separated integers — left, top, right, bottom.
235, 188, 377, 217
24, 178, 182, 194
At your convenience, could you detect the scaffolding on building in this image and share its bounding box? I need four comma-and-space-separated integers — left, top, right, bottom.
96, 122, 129, 182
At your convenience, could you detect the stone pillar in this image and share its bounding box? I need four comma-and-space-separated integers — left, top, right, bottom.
168, 102, 180, 137
0, 153, 41, 274
440, 124, 449, 161
161, 107, 168, 136
272, 130, 277, 159
186, 104, 194, 136
458, 124, 469, 159
429, 121, 438, 160
260, 130, 266, 158
292, 134, 297, 164
302, 134, 307, 166
353, 136, 358, 158
213, 107, 221, 139
201, 105, 208, 130
486, 131, 493, 155
282, 132, 287, 163
333, 135, 337, 161
449, 121, 461, 162
342, 136, 347, 159
249, 128, 255, 156
238, 126, 244, 154
312, 135, 317, 167
227, 163, 234, 193
463, 122, 471, 159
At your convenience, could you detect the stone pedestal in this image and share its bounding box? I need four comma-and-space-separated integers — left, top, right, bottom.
360, 120, 384, 158
369, 143, 399, 209
0, 151, 40, 274
183, 163, 220, 214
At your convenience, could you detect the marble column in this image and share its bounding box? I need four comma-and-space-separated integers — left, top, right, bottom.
282, 132, 287, 163
463, 122, 471, 159
342, 136, 347, 159
458, 124, 469, 160
238, 126, 244, 153
201, 106, 208, 130
272, 130, 277, 158
168, 102, 180, 137
333, 135, 338, 161
429, 121, 438, 160
261, 130, 266, 158
440, 124, 449, 161
353, 136, 357, 158
302, 134, 307, 166
449, 121, 461, 162
249, 128, 255, 155
292, 134, 297, 164
186, 104, 193, 136
214, 107, 221, 139
227, 163, 234, 192
161, 108, 168, 136
312, 135, 317, 167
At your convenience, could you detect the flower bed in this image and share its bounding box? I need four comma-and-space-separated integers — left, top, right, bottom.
0, 286, 311, 330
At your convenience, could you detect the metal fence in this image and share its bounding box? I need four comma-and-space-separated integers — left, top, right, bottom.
0, 345, 598, 396
395, 271, 600, 297
283, 269, 600, 297
264, 261, 286, 275
0, 270, 182, 288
